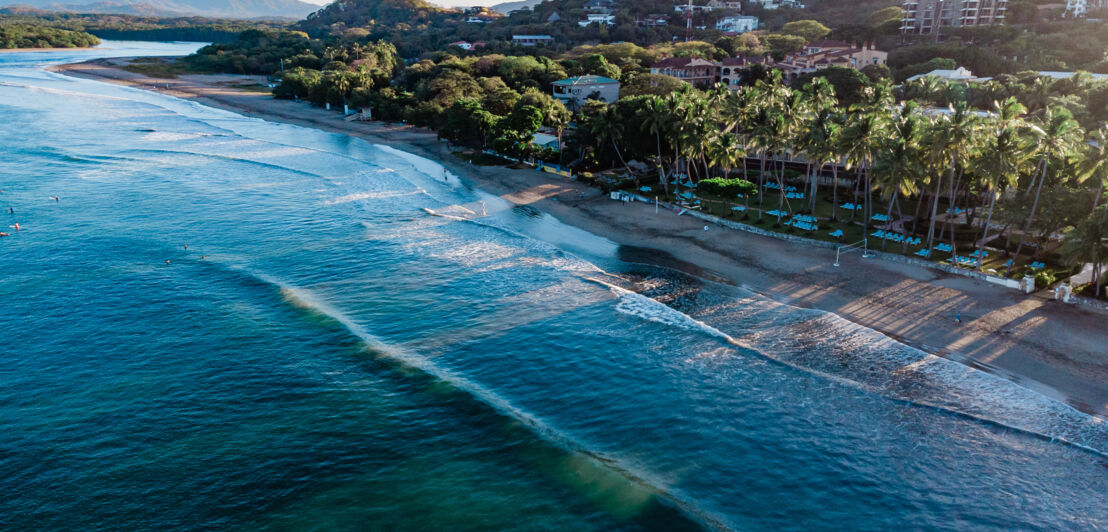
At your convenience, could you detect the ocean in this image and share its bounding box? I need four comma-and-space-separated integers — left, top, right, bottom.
0, 42, 1105, 531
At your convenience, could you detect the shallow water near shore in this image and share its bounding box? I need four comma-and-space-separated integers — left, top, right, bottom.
1, 42, 1106, 531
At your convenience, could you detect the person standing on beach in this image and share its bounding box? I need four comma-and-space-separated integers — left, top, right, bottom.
955, 312, 962, 326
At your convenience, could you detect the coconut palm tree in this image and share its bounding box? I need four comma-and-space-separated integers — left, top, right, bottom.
706, 132, 744, 179
800, 77, 838, 213
840, 88, 891, 233
1060, 209, 1108, 297
1076, 126, 1108, 215
1011, 106, 1085, 269
639, 95, 672, 193
923, 102, 980, 256
970, 97, 1036, 257
870, 102, 924, 251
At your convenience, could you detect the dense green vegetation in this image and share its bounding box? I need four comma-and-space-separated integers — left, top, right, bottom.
161, 0, 1108, 296
0, 22, 99, 49
0, 12, 285, 44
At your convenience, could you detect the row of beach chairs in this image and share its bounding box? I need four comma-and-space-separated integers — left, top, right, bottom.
871, 230, 922, 246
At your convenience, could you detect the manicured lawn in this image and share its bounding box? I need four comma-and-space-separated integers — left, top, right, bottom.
624, 178, 1068, 280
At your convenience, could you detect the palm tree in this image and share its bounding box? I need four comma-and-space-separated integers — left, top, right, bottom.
800, 77, 838, 214
923, 102, 979, 257
639, 95, 672, 193
1011, 106, 1085, 269
870, 102, 924, 251
841, 96, 888, 234
1076, 126, 1108, 215
1060, 209, 1108, 298
593, 104, 633, 176
970, 97, 1035, 257
706, 132, 743, 179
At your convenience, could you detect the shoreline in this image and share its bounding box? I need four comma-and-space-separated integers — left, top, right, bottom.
52, 58, 1108, 419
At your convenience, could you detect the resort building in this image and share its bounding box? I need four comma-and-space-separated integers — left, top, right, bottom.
899, 0, 1007, 35
466, 14, 500, 23
448, 41, 473, 50
751, 0, 807, 9
531, 132, 562, 151
650, 57, 720, 88
512, 35, 555, 46
772, 40, 889, 81
719, 55, 775, 87
579, 13, 617, 26
675, 0, 744, 12
716, 15, 759, 33
1063, 0, 1107, 17
552, 75, 621, 109
637, 14, 671, 26
906, 66, 985, 82
585, 0, 618, 12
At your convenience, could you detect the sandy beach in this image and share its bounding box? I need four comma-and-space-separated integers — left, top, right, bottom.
53, 58, 1108, 419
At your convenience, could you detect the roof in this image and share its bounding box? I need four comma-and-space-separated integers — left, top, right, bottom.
532, 133, 560, 146
553, 75, 620, 85
513, 34, 554, 39
906, 67, 978, 82
652, 57, 716, 69
1036, 71, 1108, 80
720, 55, 772, 66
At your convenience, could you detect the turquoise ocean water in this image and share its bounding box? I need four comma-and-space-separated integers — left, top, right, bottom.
0, 42, 1105, 531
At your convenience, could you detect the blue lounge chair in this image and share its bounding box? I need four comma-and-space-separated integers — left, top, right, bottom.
915, 249, 931, 258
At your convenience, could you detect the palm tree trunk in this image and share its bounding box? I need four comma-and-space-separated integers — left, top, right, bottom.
831, 163, 840, 221
810, 162, 822, 213
1012, 157, 1049, 271
942, 172, 963, 260
883, 190, 898, 251
977, 189, 998, 256
926, 163, 950, 252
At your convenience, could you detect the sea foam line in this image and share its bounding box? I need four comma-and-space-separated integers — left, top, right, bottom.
221, 267, 728, 531
584, 276, 1108, 458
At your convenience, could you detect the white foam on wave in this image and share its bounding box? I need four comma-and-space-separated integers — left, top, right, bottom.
603, 279, 1108, 456
326, 190, 424, 206
251, 272, 725, 528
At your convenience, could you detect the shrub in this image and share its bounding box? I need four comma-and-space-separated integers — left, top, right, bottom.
698, 177, 757, 198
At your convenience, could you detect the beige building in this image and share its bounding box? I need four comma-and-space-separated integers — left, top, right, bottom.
774, 40, 889, 81
650, 57, 720, 88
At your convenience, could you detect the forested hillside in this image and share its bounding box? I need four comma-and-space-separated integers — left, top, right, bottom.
0, 20, 99, 48
0, 11, 288, 42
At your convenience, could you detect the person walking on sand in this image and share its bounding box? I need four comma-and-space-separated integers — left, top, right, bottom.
955, 312, 962, 326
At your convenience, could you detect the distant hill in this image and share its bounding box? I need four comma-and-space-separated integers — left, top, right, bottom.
297, 0, 461, 33
0, 0, 319, 19
489, 0, 543, 14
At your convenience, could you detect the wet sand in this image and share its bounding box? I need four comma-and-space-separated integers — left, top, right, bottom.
53, 58, 1108, 419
